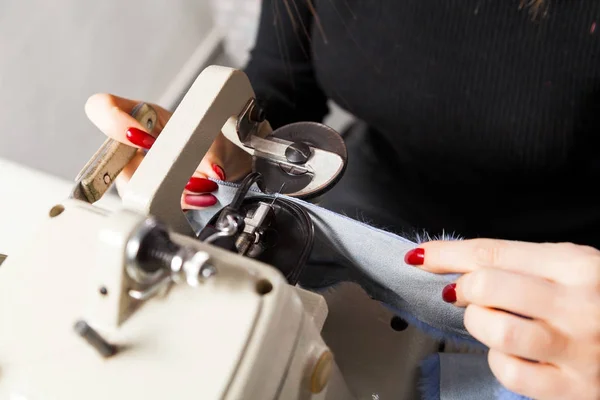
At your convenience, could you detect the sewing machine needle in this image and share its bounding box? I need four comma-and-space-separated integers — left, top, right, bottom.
270, 182, 286, 205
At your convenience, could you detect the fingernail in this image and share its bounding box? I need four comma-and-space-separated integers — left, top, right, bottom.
442, 283, 457, 303
404, 248, 425, 265
184, 194, 218, 207
185, 177, 218, 193
211, 164, 226, 181
126, 127, 155, 150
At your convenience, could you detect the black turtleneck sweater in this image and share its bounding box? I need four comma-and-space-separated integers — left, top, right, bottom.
244, 0, 600, 248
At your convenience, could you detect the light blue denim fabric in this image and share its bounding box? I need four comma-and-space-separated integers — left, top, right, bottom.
187, 182, 529, 400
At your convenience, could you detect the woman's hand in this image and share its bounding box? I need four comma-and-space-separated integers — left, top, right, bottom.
404, 239, 600, 400
84, 93, 252, 209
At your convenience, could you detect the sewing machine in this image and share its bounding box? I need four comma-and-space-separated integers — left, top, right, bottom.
0, 66, 438, 400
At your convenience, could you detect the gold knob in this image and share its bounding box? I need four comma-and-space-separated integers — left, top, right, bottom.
310, 350, 334, 394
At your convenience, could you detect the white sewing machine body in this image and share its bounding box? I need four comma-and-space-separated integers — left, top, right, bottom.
0, 66, 439, 400
0, 201, 351, 400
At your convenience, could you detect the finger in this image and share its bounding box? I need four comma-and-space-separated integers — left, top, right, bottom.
182, 176, 219, 210
449, 268, 560, 321
410, 239, 596, 283
464, 304, 568, 364
85, 93, 170, 146
181, 193, 219, 210
180, 172, 219, 210
195, 132, 252, 182
550, 287, 600, 345
85, 94, 146, 142
184, 177, 219, 194
488, 349, 569, 400
196, 154, 228, 181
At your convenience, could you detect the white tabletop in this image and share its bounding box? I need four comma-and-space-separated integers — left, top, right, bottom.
0, 158, 120, 256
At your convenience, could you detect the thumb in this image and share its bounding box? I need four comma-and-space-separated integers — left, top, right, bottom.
196, 132, 252, 182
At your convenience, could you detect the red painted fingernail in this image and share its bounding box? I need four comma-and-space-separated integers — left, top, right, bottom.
126, 127, 155, 150
442, 283, 457, 304
212, 164, 226, 180
184, 194, 218, 207
185, 177, 218, 193
404, 248, 425, 265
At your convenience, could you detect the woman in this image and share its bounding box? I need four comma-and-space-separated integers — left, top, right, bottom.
84, 1, 600, 398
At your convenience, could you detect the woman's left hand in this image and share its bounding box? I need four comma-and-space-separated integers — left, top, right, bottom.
405, 239, 600, 400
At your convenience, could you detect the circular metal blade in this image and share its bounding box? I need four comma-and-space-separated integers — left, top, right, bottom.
253, 122, 348, 200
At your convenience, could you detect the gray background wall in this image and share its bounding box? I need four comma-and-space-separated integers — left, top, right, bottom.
0, 0, 352, 181
0, 0, 217, 180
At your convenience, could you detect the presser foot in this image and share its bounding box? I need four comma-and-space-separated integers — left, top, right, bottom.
197, 173, 314, 285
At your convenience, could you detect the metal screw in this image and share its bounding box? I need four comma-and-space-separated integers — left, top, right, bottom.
125, 219, 179, 284
146, 118, 154, 131
181, 251, 211, 287
285, 142, 312, 164
126, 218, 216, 288
200, 265, 217, 279
74, 320, 117, 358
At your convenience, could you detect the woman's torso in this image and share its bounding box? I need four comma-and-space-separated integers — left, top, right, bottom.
309, 0, 600, 246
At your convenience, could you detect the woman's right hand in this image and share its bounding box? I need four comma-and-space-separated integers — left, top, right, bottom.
84, 93, 253, 210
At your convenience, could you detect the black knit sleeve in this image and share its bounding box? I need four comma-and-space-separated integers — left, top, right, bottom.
243, 0, 330, 129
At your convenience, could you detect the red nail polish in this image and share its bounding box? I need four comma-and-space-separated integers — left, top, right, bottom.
404, 248, 425, 265
185, 177, 218, 193
442, 283, 457, 303
212, 164, 226, 180
126, 127, 155, 150
184, 194, 218, 207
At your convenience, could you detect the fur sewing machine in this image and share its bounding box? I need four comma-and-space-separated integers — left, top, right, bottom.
0, 66, 444, 400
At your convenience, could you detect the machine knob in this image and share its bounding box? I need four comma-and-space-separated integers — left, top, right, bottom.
309, 350, 334, 394
285, 142, 312, 164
